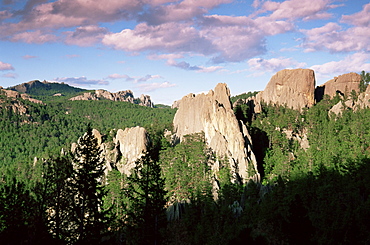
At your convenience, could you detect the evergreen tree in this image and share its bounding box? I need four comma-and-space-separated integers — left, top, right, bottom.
42, 155, 74, 242
124, 152, 167, 245
68, 126, 108, 244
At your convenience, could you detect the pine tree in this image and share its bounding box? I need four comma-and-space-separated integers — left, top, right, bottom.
124, 152, 167, 245
42, 155, 74, 242
68, 126, 107, 244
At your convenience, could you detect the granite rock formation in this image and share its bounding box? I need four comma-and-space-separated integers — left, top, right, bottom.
73, 127, 149, 177
113, 127, 150, 175
317, 72, 362, 99
69, 89, 154, 107
329, 84, 370, 116
0, 88, 44, 116
254, 69, 316, 112
173, 83, 259, 183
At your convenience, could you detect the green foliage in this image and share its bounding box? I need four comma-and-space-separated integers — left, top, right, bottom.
123, 152, 167, 245
67, 126, 108, 244
160, 133, 213, 203
230, 91, 259, 104
0, 99, 175, 172
12, 81, 89, 102
360, 70, 370, 93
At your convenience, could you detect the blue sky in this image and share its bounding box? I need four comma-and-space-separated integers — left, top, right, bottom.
1, 0, 370, 105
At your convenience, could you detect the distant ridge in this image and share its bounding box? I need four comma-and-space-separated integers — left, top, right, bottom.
8, 80, 154, 106
8, 80, 87, 99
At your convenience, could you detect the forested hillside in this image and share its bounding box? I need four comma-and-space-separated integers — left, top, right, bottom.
1, 80, 370, 244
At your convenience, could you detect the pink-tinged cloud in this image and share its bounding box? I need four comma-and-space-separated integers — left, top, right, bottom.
341, 3, 370, 26
11, 30, 58, 44
137, 74, 162, 83
137, 81, 176, 92
301, 22, 370, 52
23, 55, 38, 59
0, 10, 12, 21
166, 58, 224, 72
248, 57, 306, 72
139, 0, 232, 25
53, 76, 109, 87
64, 25, 108, 46
310, 52, 370, 76
65, 54, 80, 58
0, 61, 14, 71
2, 72, 17, 78
260, 0, 335, 21
148, 53, 184, 61
107, 73, 132, 80
103, 22, 213, 54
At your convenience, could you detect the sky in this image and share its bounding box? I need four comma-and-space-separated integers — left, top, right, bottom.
1, 0, 370, 105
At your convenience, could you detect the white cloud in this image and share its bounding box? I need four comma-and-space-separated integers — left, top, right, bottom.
137, 81, 176, 92
248, 57, 306, 72
310, 52, 370, 76
107, 73, 132, 80
341, 3, 370, 27
137, 74, 163, 83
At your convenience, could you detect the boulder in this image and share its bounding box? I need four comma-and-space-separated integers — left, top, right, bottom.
255, 69, 316, 112
173, 83, 259, 183
318, 72, 362, 99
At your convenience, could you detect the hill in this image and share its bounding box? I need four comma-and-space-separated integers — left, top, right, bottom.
8, 80, 88, 101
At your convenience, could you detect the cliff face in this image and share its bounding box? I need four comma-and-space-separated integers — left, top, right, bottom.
69, 89, 154, 107
75, 127, 149, 176
317, 72, 362, 99
255, 69, 316, 111
113, 127, 150, 175
173, 83, 258, 183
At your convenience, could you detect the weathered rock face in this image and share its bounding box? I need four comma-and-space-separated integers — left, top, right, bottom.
139, 94, 153, 107
0, 88, 44, 115
69, 89, 154, 107
113, 126, 150, 175
255, 69, 316, 111
173, 83, 259, 183
74, 127, 149, 176
317, 72, 362, 99
329, 84, 370, 116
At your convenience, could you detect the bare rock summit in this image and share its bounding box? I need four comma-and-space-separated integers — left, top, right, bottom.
173, 83, 259, 183
318, 72, 362, 99
255, 69, 316, 112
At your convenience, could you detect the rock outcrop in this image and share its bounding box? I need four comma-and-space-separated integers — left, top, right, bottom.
254, 69, 316, 112
0, 88, 44, 115
173, 83, 259, 183
74, 127, 149, 176
113, 127, 150, 175
1, 88, 44, 105
69, 89, 154, 107
316, 72, 362, 99
329, 84, 370, 116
